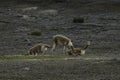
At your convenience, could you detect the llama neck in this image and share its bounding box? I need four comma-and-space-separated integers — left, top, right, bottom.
83, 45, 89, 50
68, 41, 74, 51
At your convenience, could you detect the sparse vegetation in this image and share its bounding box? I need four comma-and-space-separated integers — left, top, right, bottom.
73, 17, 84, 23
100, 17, 119, 20
111, 2, 120, 7
0, 55, 68, 60
0, 15, 6, 20
0, 54, 111, 60
28, 29, 42, 36
0, 15, 10, 23
82, 23, 103, 27
50, 26, 65, 31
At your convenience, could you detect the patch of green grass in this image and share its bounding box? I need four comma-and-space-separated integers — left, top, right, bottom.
82, 23, 103, 27
50, 26, 65, 31
28, 29, 42, 36
0, 54, 112, 60
100, 17, 118, 20
101, 2, 120, 8
0, 15, 10, 23
0, 15, 8, 20
0, 55, 71, 60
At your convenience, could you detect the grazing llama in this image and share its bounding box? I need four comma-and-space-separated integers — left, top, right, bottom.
67, 41, 90, 56
51, 34, 74, 54
28, 43, 51, 55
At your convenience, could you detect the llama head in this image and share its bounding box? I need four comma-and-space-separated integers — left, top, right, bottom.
87, 41, 90, 46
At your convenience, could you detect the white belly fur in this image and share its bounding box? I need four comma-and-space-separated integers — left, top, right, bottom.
68, 41, 73, 46
81, 50, 85, 55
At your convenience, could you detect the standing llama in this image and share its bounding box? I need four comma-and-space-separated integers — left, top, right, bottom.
51, 34, 74, 54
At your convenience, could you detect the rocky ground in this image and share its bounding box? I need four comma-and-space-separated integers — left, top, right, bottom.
0, 58, 120, 80
0, 0, 120, 80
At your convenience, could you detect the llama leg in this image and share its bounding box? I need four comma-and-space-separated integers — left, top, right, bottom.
33, 49, 38, 56
63, 46, 67, 55
51, 42, 56, 54
28, 50, 32, 55
41, 46, 44, 55
34, 51, 38, 56
65, 47, 69, 55
33, 51, 36, 56
41, 47, 47, 55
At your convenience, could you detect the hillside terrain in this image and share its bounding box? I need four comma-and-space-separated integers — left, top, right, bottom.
0, 0, 120, 80
0, 0, 120, 56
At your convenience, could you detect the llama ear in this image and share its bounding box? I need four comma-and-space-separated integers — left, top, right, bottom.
87, 41, 90, 45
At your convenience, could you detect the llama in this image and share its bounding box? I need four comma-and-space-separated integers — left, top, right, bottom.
67, 41, 90, 56
28, 43, 51, 55
51, 34, 74, 54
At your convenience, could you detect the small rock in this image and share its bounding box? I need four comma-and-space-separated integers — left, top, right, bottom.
40, 9, 58, 15
24, 67, 30, 71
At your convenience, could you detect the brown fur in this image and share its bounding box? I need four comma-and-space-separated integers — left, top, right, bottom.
67, 41, 90, 56
52, 34, 74, 54
28, 43, 51, 55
